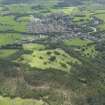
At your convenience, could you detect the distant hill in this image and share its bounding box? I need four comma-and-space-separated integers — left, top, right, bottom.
57, 0, 105, 7
94, 0, 105, 4
1, 0, 105, 6
57, 0, 84, 6
0, 0, 59, 5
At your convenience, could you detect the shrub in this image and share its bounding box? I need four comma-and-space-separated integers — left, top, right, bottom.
39, 56, 43, 59
54, 51, 60, 55
48, 56, 56, 62
60, 62, 67, 68
46, 51, 52, 55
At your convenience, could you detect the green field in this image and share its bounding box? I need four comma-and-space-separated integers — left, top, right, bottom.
0, 33, 21, 45
17, 49, 80, 72
94, 13, 105, 31
0, 96, 47, 105
0, 50, 17, 59
49, 7, 79, 15
81, 45, 97, 57
0, 16, 28, 32
7, 4, 33, 14
64, 38, 97, 58
64, 38, 93, 47
23, 43, 46, 51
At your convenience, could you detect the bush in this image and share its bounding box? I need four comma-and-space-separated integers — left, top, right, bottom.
54, 51, 60, 55
48, 56, 56, 62
46, 51, 52, 55
60, 62, 67, 68
39, 56, 43, 59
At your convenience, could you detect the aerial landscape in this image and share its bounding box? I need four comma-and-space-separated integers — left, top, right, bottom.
0, 0, 105, 105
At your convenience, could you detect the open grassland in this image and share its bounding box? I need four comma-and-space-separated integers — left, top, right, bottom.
64, 38, 97, 58
7, 4, 33, 14
50, 7, 79, 15
94, 13, 105, 31
0, 50, 17, 58
72, 8, 93, 25
0, 33, 21, 45
18, 49, 80, 72
31, 6, 79, 16
72, 7, 105, 25
0, 1, 60, 16
0, 16, 28, 32
64, 38, 93, 47
0, 96, 47, 105
73, 14, 92, 25
17, 16, 30, 22
23, 43, 46, 51
81, 45, 97, 58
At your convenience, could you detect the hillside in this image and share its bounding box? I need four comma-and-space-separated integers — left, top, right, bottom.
1, 0, 105, 5
0, 0, 105, 105
58, 0, 105, 6
0, 0, 59, 5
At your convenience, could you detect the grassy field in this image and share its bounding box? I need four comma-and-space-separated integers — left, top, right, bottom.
80, 7, 105, 31
73, 14, 92, 25
64, 38, 97, 58
18, 49, 80, 72
71, 7, 93, 24
0, 96, 47, 105
0, 33, 21, 45
95, 13, 105, 21
7, 4, 33, 14
17, 16, 30, 22
50, 7, 79, 15
94, 13, 105, 31
0, 50, 17, 59
0, 1, 60, 16
23, 43, 46, 51
0, 16, 28, 32
64, 38, 93, 47
81, 45, 97, 57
